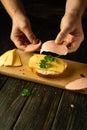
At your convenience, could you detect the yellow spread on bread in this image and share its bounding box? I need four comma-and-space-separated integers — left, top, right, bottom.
28, 54, 66, 73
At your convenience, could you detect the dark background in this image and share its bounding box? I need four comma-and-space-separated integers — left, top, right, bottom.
0, 1, 87, 63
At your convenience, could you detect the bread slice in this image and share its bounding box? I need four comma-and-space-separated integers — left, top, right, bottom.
28, 54, 67, 78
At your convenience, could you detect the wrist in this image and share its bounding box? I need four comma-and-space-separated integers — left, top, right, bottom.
12, 6, 26, 19
62, 12, 82, 28
65, 10, 82, 18
64, 11, 82, 20
12, 9, 27, 21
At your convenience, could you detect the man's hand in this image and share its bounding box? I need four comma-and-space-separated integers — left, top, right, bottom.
11, 14, 41, 52
55, 14, 84, 53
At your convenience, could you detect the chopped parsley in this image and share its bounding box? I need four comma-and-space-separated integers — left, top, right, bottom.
21, 89, 30, 97
39, 55, 57, 68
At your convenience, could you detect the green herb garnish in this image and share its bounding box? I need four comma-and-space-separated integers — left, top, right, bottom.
40, 59, 49, 68
21, 89, 30, 97
39, 55, 57, 68
44, 55, 57, 62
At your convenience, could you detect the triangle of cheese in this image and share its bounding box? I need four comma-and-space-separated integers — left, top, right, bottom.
0, 50, 11, 66
12, 50, 22, 66
0, 49, 22, 67
4, 49, 16, 66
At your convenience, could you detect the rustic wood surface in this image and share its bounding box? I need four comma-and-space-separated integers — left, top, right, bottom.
0, 3, 87, 130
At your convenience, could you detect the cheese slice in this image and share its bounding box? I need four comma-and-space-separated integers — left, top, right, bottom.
0, 49, 22, 67
28, 54, 66, 72
4, 49, 15, 66
0, 50, 11, 66
12, 50, 22, 66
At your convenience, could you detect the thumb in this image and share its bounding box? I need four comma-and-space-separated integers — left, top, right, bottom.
23, 27, 37, 44
55, 28, 70, 44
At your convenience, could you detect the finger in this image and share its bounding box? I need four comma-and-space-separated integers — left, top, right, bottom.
62, 35, 74, 46
67, 41, 81, 53
55, 28, 70, 44
22, 27, 39, 44
11, 33, 28, 50
14, 41, 27, 50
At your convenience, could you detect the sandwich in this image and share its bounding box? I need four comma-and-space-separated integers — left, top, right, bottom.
28, 54, 67, 78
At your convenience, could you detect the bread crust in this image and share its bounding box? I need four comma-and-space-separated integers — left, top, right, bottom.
30, 68, 66, 78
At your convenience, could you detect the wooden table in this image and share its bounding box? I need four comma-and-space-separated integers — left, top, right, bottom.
0, 5, 87, 130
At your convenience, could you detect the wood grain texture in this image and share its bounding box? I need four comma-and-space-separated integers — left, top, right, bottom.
0, 78, 28, 130
0, 74, 8, 89
0, 49, 87, 94
13, 85, 63, 130
52, 91, 87, 130
0, 77, 63, 130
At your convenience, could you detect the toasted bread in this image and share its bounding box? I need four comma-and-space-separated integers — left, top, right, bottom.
28, 54, 67, 78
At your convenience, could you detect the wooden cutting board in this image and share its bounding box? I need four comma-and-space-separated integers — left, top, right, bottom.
0, 49, 87, 94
